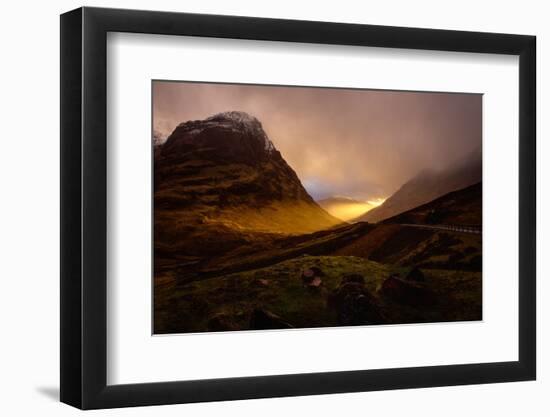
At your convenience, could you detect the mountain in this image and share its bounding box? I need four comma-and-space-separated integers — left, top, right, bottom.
154, 111, 342, 272
383, 182, 482, 226
153, 129, 165, 146
357, 146, 481, 223
317, 196, 376, 222
153, 130, 165, 159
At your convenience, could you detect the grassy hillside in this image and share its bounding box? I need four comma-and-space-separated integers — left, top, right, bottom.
333, 224, 482, 271
154, 182, 483, 334
155, 255, 481, 334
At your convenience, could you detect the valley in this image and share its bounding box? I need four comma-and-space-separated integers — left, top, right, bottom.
153, 111, 482, 334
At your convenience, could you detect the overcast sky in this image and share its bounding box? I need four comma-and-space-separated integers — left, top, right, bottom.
153, 81, 481, 201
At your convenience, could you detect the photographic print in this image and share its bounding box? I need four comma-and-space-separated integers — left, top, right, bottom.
153, 81, 482, 335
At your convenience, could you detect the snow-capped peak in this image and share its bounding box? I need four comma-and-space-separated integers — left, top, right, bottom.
207, 111, 275, 153
170, 111, 277, 154
207, 111, 258, 125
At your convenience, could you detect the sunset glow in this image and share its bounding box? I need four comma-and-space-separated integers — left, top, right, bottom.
367, 198, 386, 207
153, 82, 481, 202
319, 197, 386, 222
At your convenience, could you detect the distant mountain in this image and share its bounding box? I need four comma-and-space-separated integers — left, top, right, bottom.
383, 182, 482, 226
154, 111, 342, 271
318, 196, 364, 206
317, 196, 375, 222
357, 147, 481, 223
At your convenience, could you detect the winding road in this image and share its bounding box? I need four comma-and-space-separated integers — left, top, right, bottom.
400, 223, 482, 235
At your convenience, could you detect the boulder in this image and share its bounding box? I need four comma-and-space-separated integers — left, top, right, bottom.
309, 266, 324, 276
249, 309, 294, 330
406, 267, 425, 282
380, 275, 436, 306
309, 276, 322, 287
341, 273, 366, 285
329, 279, 385, 326
207, 313, 241, 332
301, 267, 324, 287
253, 278, 271, 287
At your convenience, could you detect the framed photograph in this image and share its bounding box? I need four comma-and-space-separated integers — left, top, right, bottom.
60, 7, 536, 409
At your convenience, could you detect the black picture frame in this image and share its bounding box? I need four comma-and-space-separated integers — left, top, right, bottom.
60, 6, 536, 410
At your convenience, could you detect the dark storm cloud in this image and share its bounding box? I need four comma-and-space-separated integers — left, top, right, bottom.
153, 81, 481, 200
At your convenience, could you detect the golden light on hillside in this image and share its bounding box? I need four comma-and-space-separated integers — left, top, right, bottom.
367, 198, 386, 207
321, 198, 386, 222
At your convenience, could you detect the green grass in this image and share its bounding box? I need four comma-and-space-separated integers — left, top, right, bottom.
154, 255, 482, 334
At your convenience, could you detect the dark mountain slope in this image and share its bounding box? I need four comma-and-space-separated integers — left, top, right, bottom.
383, 182, 482, 226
